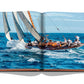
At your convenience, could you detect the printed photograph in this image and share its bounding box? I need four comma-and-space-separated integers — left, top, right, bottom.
0, 11, 84, 71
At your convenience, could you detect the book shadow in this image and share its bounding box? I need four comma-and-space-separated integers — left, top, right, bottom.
1, 72, 83, 76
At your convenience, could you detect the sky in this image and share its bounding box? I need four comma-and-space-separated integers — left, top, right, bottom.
0, 11, 84, 33
44, 12, 84, 33
0, 11, 41, 33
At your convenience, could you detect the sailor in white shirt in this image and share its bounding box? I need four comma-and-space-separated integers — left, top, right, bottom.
64, 38, 67, 43
32, 40, 38, 46
74, 39, 81, 45
74, 36, 81, 45
75, 36, 80, 41
67, 39, 72, 46
77, 40, 81, 44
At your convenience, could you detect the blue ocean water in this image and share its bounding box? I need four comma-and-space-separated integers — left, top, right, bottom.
0, 33, 41, 69
0, 33, 84, 69
43, 33, 84, 69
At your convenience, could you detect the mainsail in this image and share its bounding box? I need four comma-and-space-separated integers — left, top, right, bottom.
22, 11, 32, 24
17, 12, 41, 42
12, 12, 25, 42
3, 12, 11, 41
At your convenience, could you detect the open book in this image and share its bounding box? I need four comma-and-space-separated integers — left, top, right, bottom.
0, 11, 84, 71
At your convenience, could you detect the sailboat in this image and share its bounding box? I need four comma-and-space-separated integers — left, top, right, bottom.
2, 11, 84, 50
17, 11, 84, 50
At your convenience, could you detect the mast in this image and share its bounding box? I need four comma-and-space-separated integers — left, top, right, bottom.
12, 12, 25, 42
27, 11, 35, 29
17, 12, 41, 42
3, 12, 11, 41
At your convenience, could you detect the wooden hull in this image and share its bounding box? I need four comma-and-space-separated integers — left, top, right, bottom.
42, 43, 84, 50
26, 43, 84, 50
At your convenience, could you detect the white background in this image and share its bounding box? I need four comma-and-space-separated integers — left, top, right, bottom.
0, 0, 84, 84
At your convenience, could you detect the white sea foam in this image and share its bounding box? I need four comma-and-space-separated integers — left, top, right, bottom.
29, 47, 41, 52
68, 49, 78, 54
0, 40, 41, 55
43, 49, 81, 59
7, 40, 26, 49
75, 60, 84, 63
27, 58, 39, 62
0, 40, 27, 53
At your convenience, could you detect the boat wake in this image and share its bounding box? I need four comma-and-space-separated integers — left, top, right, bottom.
43, 47, 84, 60
0, 40, 42, 55
7, 40, 26, 50
1, 40, 84, 61
0, 40, 84, 66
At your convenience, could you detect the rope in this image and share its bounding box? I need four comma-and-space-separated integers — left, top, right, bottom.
44, 13, 76, 41
44, 13, 60, 32
44, 13, 64, 41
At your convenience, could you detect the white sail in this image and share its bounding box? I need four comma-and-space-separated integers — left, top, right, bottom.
23, 11, 32, 24
13, 12, 19, 23
3, 12, 11, 41
13, 12, 25, 42
17, 12, 41, 42
12, 12, 25, 42
6, 32, 11, 41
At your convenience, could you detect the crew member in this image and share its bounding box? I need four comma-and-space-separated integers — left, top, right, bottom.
46, 40, 53, 46
11, 37, 13, 40
74, 39, 81, 46
52, 41, 57, 47
67, 39, 72, 47
75, 36, 80, 41
28, 41, 32, 46
32, 40, 38, 46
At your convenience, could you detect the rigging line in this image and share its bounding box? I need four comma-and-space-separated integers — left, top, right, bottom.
44, 13, 76, 41
44, 13, 64, 41
44, 13, 60, 32
44, 13, 73, 33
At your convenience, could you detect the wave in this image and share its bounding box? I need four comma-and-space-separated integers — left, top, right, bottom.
68, 49, 78, 54
7, 40, 26, 50
43, 48, 84, 59
0, 40, 26, 53
0, 40, 42, 56
27, 58, 39, 63
74, 60, 84, 63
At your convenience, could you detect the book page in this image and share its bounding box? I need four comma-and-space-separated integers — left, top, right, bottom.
43, 12, 84, 71
0, 11, 42, 71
